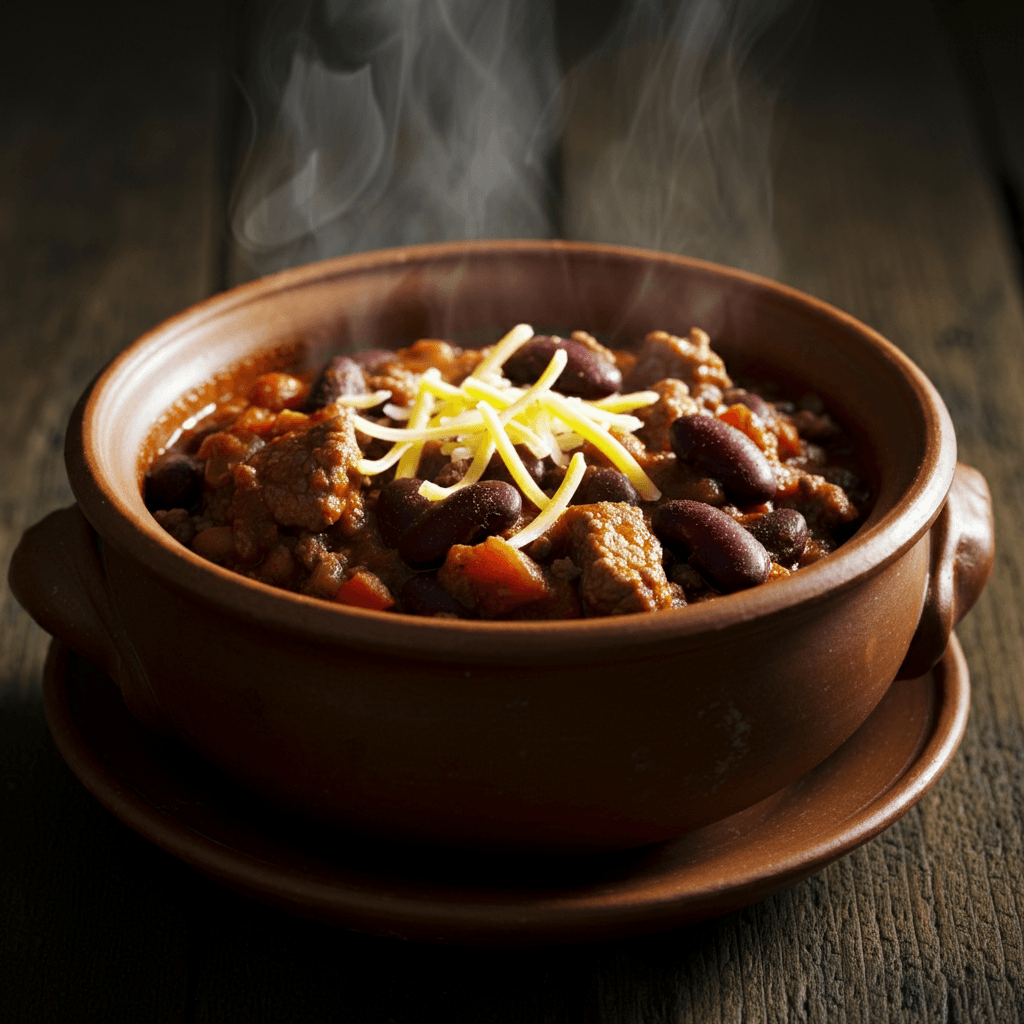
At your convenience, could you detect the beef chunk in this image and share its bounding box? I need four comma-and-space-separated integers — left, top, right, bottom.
305, 356, 368, 411
562, 502, 680, 616
231, 411, 365, 545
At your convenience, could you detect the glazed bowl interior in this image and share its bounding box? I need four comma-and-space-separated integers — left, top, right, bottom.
72, 240, 954, 662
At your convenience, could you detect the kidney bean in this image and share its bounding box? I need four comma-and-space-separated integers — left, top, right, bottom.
144, 451, 204, 511
376, 477, 432, 548
503, 335, 621, 399
482, 445, 545, 488
400, 572, 473, 618
569, 465, 640, 506
745, 508, 808, 565
305, 355, 368, 411
651, 500, 771, 593
669, 414, 777, 504
398, 481, 522, 569
723, 388, 772, 421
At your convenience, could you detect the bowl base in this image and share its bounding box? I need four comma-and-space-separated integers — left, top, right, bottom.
42, 638, 969, 946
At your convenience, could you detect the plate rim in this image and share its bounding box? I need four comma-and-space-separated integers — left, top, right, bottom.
42, 637, 970, 945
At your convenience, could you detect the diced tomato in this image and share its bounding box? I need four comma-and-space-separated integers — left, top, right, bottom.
333, 570, 395, 611
439, 536, 552, 617
719, 404, 777, 459
776, 419, 802, 459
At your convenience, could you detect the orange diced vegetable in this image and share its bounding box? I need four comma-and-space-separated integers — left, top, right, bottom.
438, 536, 552, 617
776, 419, 802, 459
719, 403, 777, 458
333, 570, 395, 611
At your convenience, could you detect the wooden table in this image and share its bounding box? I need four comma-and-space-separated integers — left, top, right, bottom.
3, 0, 1022, 1019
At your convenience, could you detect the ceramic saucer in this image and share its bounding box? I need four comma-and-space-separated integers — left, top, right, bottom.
42, 637, 969, 946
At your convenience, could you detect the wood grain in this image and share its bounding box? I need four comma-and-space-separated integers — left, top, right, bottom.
0, 2, 233, 1020
3, 0, 1024, 1021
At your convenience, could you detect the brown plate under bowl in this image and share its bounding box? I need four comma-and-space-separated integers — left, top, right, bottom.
42, 636, 970, 945
10, 240, 994, 854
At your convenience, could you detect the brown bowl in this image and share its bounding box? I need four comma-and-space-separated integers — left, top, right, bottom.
9, 240, 994, 855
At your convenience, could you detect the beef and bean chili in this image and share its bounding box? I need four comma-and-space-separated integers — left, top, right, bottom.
145, 325, 872, 618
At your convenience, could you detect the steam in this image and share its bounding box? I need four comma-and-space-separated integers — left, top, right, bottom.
562, 0, 803, 275
231, 0, 805, 278
232, 0, 561, 274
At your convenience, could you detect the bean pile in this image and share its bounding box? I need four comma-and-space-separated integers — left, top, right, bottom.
145, 327, 872, 618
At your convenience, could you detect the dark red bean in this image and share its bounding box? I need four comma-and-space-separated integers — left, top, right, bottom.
482, 445, 545, 488
669, 414, 777, 505
651, 499, 771, 593
144, 451, 203, 511
305, 355, 368, 411
569, 465, 640, 506
723, 388, 772, 421
398, 481, 522, 569
399, 573, 473, 618
503, 336, 621, 399
745, 509, 808, 565
376, 477, 431, 548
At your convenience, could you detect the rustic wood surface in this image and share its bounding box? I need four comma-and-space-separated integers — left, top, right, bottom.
2, 0, 1022, 1021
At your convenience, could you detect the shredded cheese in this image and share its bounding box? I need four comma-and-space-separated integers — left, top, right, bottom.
506, 453, 588, 549
591, 391, 661, 413
478, 402, 552, 510
394, 374, 437, 478
473, 323, 534, 378
355, 326, 661, 541
539, 392, 661, 501
335, 389, 393, 409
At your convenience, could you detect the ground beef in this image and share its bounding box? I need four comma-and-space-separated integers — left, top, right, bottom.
365, 365, 420, 406
626, 328, 732, 397
635, 379, 702, 452
390, 339, 483, 383
780, 470, 858, 535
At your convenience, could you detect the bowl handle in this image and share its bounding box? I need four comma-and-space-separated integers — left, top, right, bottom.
8, 504, 172, 735
897, 462, 994, 678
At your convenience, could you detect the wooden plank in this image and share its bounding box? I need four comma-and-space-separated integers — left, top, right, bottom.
0, 1, 236, 1021
932, 0, 1024, 285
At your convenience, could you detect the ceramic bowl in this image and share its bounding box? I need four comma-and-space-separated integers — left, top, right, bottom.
10, 240, 994, 854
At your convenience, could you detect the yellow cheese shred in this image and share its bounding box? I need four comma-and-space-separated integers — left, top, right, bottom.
540, 392, 660, 501
417, 435, 497, 501
591, 391, 661, 413
356, 442, 412, 476
334, 389, 393, 409
478, 402, 551, 509
473, 323, 534, 378
353, 328, 661, 507
506, 452, 587, 549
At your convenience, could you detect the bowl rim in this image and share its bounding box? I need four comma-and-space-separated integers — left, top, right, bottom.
65, 239, 957, 664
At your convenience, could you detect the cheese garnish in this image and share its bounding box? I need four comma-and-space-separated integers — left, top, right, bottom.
355, 327, 662, 514
506, 452, 588, 549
